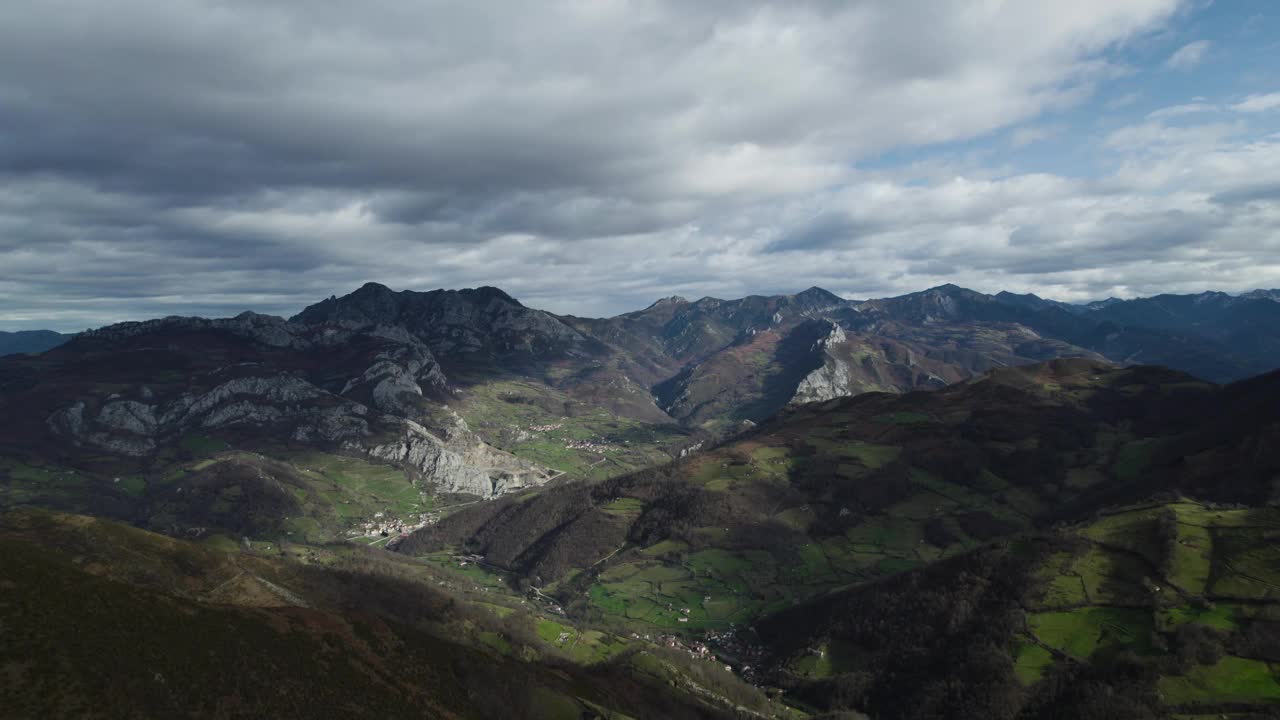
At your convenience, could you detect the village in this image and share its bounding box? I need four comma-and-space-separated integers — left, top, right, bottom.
701, 626, 770, 683
563, 438, 617, 453
349, 510, 435, 547
617, 626, 769, 681
519, 421, 619, 454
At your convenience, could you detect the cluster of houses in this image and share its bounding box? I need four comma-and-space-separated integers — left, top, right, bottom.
527, 423, 564, 432
621, 626, 767, 681
663, 634, 715, 659
454, 553, 486, 567
703, 626, 768, 682
660, 602, 695, 622
352, 510, 435, 545
638, 633, 746, 675
629, 632, 716, 662
564, 438, 617, 452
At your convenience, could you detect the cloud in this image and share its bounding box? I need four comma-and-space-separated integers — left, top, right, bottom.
1234, 92, 1280, 113
764, 213, 885, 253
1143, 91, 1280, 120
1010, 125, 1062, 148
2, 0, 1277, 329
1147, 102, 1218, 118
1165, 39, 1210, 69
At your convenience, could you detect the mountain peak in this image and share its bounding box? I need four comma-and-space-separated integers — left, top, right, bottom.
793, 286, 845, 306
356, 281, 394, 293
1241, 288, 1280, 302
924, 283, 980, 296
646, 295, 689, 309
995, 290, 1042, 301
288, 283, 580, 357
465, 285, 521, 306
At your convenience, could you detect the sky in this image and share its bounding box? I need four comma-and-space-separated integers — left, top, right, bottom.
2, 0, 1279, 331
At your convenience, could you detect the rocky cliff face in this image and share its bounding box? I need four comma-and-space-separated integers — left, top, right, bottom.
357, 415, 552, 498
24, 288, 579, 502
791, 323, 856, 404
47, 374, 370, 457
790, 322, 1002, 405
44, 357, 548, 499
338, 342, 448, 416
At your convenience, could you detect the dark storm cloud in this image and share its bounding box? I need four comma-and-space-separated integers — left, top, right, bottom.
1, 0, 1277, 329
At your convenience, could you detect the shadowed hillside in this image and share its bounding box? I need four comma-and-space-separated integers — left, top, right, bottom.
0, 508, 788, 720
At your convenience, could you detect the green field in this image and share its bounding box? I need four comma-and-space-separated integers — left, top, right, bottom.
451, 379, 686, 480
1159, 656, 1280, 705
285, 450, 427, 520
1029, 607, 1153, 660
1158, 603, 1241, 632
1013, 641, 1055, 685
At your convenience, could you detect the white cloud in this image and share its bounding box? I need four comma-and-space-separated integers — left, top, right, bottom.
1165, 39, 1210, 69
1234, 92, 1280, 113
1143, 91, 1280, 120
1147, 102, 1218, 118
1010, 125, 1062, 148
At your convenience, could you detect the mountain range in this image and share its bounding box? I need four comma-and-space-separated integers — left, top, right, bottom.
0, 329, 70, 357
3, 282, 1280, 719
1, 282, 1275, 513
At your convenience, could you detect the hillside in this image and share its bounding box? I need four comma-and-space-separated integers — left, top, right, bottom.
397, 359, 1280, 715
0, 311, 560, 545
756, 500, 1280, 719
404, 358, 1265, 587
0, 508, 788, 719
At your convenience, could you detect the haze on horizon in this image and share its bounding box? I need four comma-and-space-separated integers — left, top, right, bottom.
2, 0, 1279, 332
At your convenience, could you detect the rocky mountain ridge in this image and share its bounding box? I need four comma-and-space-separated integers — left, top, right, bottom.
6, 307, 552, 502
5, 281, 1279, 523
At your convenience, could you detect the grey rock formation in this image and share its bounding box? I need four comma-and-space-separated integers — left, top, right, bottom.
76, 312, 306, 348
792, 355, 854, 404
340, 343, 448, 416
97, 400, 159, 436
791, 322, 855, 404
290, 405, 372, 443
48, 400, 158, 455
48, 375, 365, 457
46, 369, 548, 499
356, 418, 552, 498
